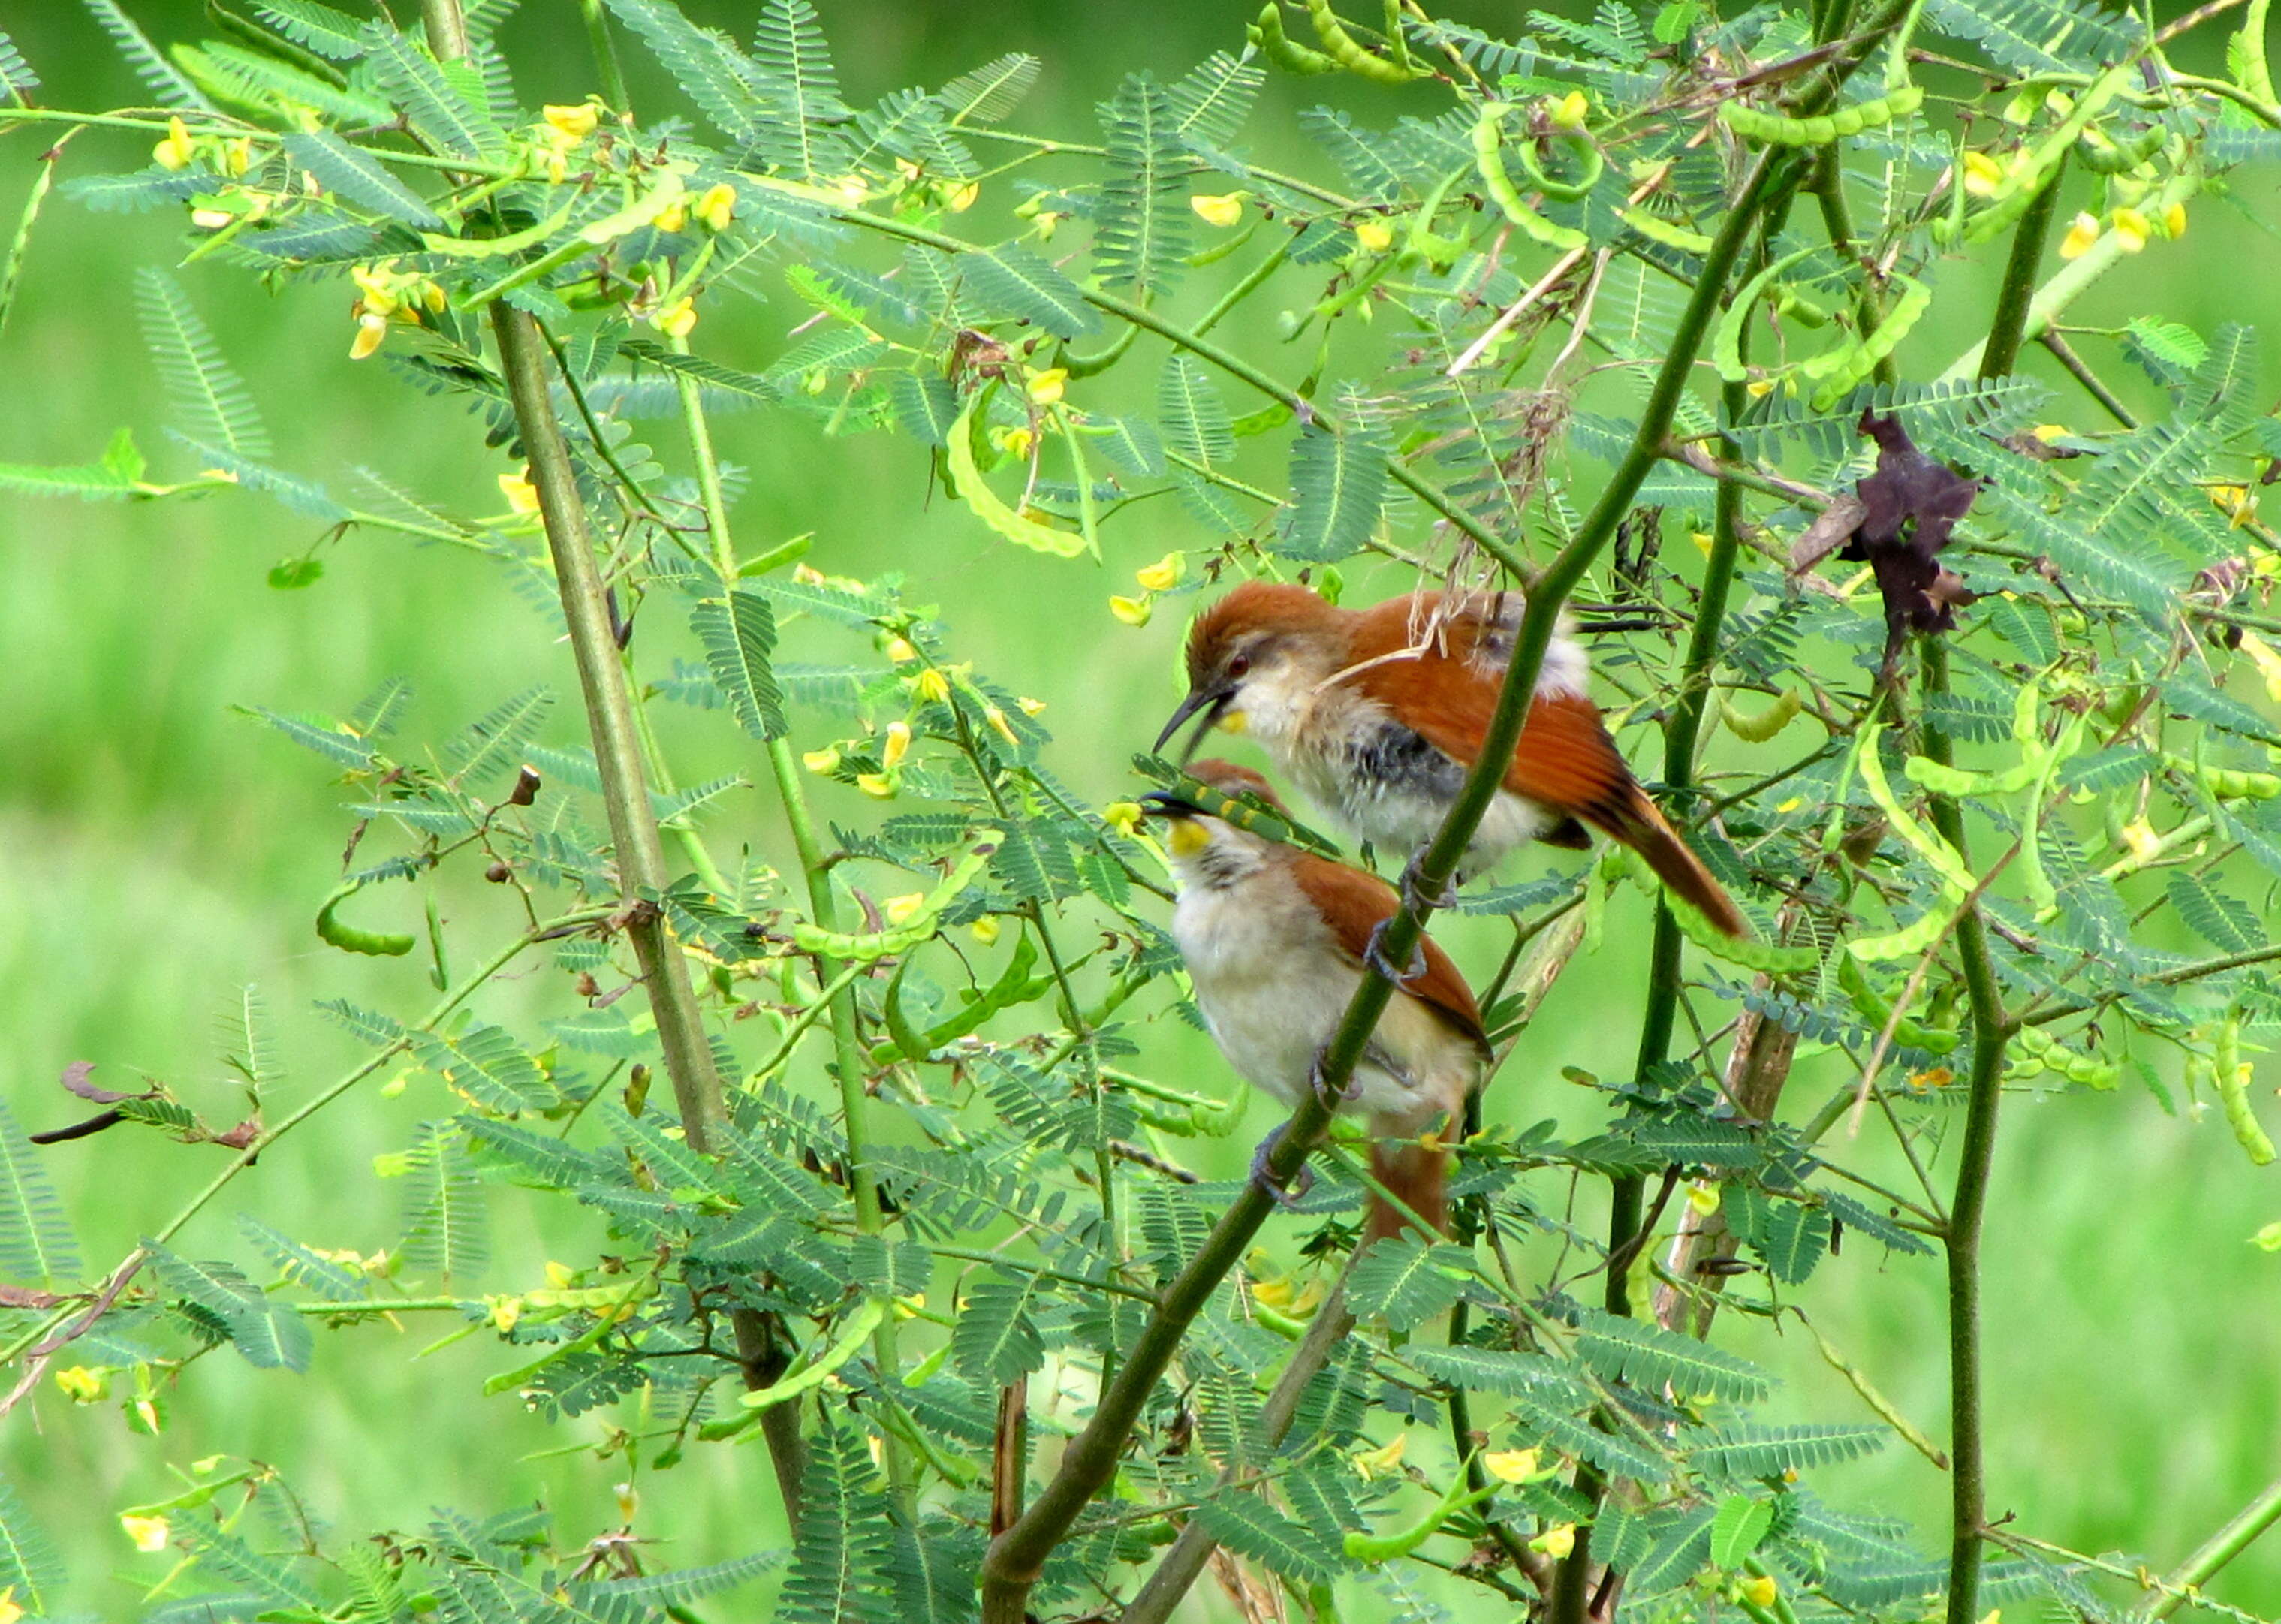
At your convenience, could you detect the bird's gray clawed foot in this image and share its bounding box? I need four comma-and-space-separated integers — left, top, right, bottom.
1307, 1052, 1363, 1110
1399, 856, 1462, 917
1364, 917, 1430, 986
1249, 1122, 1316, 1208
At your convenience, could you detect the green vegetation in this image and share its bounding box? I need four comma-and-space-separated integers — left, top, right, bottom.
1, 0, 2279, 1619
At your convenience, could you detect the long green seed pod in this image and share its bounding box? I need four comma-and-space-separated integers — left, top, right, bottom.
1472, 104, 1588, 249
1307, 0, 1423, 82
1249, 2, 1336, 74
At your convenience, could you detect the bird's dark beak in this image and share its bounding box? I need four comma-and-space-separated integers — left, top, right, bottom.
1137, 788, 1202, 820
1152, 685, 1231, 763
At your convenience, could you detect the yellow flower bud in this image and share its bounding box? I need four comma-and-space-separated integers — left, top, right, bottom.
654, 199, 688, 234
1741, 1573, 1779, 1608
1104, 800, 1144, 837
2120, 815, 2162, 863
945, 179, 981, 212
544, 1260, 575, 1288
152, 116, 194, 171
881, 720, 912, 768
1685, 1182, 1721, 1216
833, 175, 870, 206
2238, 631, 2281, 703
1017, 695, 1047, 716
225, 138, 252, 176
1134, 550, 1185, 592
613, 1481, 640, 1524
985, 706, 1020, 745
652, 296, 697, 339
53, 1366, 104, 1403
1027, 367, 1068, 406
695, 182, 737, 232
803, 746, 841, 774
884, 636, 918, 664
121, 1514, 170, 1553
2031, 423, 2069, 443
2110, 206, 2150, 252
1191, 192, 1243, 228
995, 424, 1036, 459
488, 1295, 523, 1331
1353, 219, 1394, 254
2059, 211, 2101, 260
1350, 1433, 1406, 1480
884, 892, 926, 925
969, 916, 1002, 946
2164, 201, 2187, 239
191, 208, 233, 231
1552, 90, 1590, 128
913, 667, 951, 704
857, 771, 896, 799
544, 102, 600, 139
1109, 594, 1153, 627
1745, 377, 1775, 398
1961, 149, 2004, 198
1483, 1447, 1541, 1484
1529, 1523, 1577, 1558
0, 1583, 23, 1624
498, 469, 541, 513
349, 312, 390, 360
1032, 209, 1064, 241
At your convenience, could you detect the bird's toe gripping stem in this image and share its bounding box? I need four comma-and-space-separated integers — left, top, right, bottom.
1363, 917, 1429, 986
1398, 854, 1462, 917
1249, 1121, 1316, 1209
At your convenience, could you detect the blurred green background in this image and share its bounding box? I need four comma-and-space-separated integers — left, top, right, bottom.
2, 0, 2279, 1615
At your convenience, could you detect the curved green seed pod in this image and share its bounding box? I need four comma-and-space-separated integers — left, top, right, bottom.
1846, 892, 1961, 963
1719, 87, 1921, 148
1939, 62, 2130, 246
1344, 1472, 1497, 1564
1712, 244, 1821, 381
1514, 131, 1604, 201
2163, 753, 2281, 800
1722, 688, 1801, 743
2075, 122, 2165, 174
1667, 893, 1815, 974
317, 884, 416, 957
1308, 0, 1422, 83
740, 1296, 890, 1410
1249, 2, 1337, 73
1857, 724, 1975, 892
1807, 273, 1930, 410
1472, 104, 1589, 250
1619, 207, 1712, 254
2017, 710, 2087, 912
1403, 167, 1471, 271
1773, 288, 1831, 327
1836, 952, 1959, 1055
2214, 1037, 2275, 1166
794, 844, 994, 960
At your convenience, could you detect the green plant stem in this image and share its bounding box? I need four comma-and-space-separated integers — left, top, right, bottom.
1978, 161, 2066, 381
1918, 639, 2011, 1624
2036, 330, 2138, 428
577, 0, 631, 116
2144, 1473, 2281, 1619
628, 686, 737, 901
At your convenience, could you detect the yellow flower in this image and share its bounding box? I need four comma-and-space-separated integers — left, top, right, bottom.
1550, 90, 1590, 128
857, 772, 896, 799
351, 261, 401, 314
613, 1481, 640, 1524
652, 297, 698, 339
1483, 1448, 1541, 1484
984, 706, 1020, 745
1027, 368, 1068, 406
654, 199, 688, 234
913, 667, 951, 704
2059, 211, 2101, 260
1529, 1523, 1577, 1559
833, 175, 870, 206
1350, 1433, 1407, 1480
349, 312, 390, 360
2110, 206, 2150, 252
2253, 1220, 2281, 1252
2239, 631, 2281, 704
1017, 695, 1047, 716
994, 424, 1037, 459
544, 1260, 576, 1288
2120, 815, 2162, 863
884, 892, 926, 925
1686, 1183, 1721, 1216
191, 207, 233, 231
1741, 1573, 1779, 1608
1134, 551, 1185, 592
488, 1295, 523, 1332
2164, 201, 2187, 239
945, 179, 981, 212
498, 469, 541, 513
1109, 594, 1153, 628
969, 916, 1002, 946
803, 746, 842, 774
224, 138, 252, 176
2031, 423, 2070, 443
885, 636, 919, 664
0, 1583, 23, 1624
1776, 795, 1802, 813
122, 1514, 170, 1553
1745, 377, 1775, 399
1191, 192, 1243, 228
544, 102, 600, 139
881, 720, 912, 768
2213, 484, 2259, 531
1104, 801, 1144, 837
695, 182, 737, 232
1961, 150, 2005, 198
152, 116, 194, 171
1353, 219, 1394, 254
53, 1365, 105, 1403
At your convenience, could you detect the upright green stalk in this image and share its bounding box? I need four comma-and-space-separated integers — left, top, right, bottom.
2144, 1473, 2281, 1619
1978, 161, 2066, 381
577, 0, 631, 116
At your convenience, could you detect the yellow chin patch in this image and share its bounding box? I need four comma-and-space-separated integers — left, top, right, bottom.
1166, 819, 1211, 857
1216, 708, 1247, 736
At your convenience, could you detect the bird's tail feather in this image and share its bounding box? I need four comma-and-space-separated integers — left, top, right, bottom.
1591, 782, 1749, 938
1365, 1137, 1448, 1244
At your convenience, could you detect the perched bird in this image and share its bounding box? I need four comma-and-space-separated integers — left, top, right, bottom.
1155, 581, 1747, 936
1142, 759, 1489, 1240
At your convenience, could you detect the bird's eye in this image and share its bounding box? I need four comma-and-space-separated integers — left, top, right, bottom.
1226, 653, 1252, 680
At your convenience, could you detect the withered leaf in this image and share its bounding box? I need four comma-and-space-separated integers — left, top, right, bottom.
1839, 410, 1981, 658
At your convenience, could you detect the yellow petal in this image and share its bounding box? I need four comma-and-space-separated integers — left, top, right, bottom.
152, 116, 193, 171
2059, 212, 2100, 260
2238, 630, 2281, 704
1686, 1183, 1721, 1216
881, 720, 912, 768
945, 179, 981, 212
857, 771, 897, 799
654, 200, 688, 234
1529, 1523, 1577, 1558
1483, 1447, 1541, 1484
122, 1514, 170, 1553
349, 312, 389, 360
2164, 202, 2187, 239
1961, 150, 2004, 198
1191, 192, 1243, 228
2110, 206, 2149, 252
53, 1365, 104, 1403
2120, 815, 2162, 863
191, 208, 233, 230
1741, 1573, 1779, 1607
985, 705, 1019, 745
1109, 594, 1153, 627
1353, 219, 1394, 254
1017, 695, 1047, 716
0, 1583, 23, 1624
613, 1481, 640, 1523
695, 182, 737, 232
885, 637, 919, 664
1350, 1433, 1407, 1480
1026, 368, 1068, 406
544, 102, 599, 139
1551, 90, 1589, 128
913, 667, 951, 704
544, 1260, 575, 1288
803, 746, 841, 773
1134, 550, 1185, 592
1104, 801, 1144, 837
497, 470, 541, 513
969, 916, 1002, 946
652, 296, 697, 339
884, 892, 926, 925
995, 424, 1036, 459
